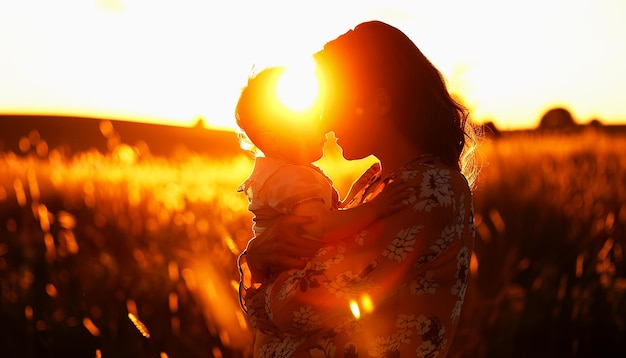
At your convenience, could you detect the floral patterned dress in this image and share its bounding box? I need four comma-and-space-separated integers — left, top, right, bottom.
239, 155, 475, 357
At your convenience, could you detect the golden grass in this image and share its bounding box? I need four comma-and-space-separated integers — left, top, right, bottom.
1, 127, 624, 357
450, 129, 626, 357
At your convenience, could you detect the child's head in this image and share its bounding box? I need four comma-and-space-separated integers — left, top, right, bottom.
235, 66, 326, 165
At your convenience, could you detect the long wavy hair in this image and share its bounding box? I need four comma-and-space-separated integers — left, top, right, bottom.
315, 21, 480, 188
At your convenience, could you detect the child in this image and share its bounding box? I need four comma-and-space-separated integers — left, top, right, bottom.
235, 66, 407, 244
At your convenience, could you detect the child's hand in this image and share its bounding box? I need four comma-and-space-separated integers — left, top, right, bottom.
372, 180, 413, 218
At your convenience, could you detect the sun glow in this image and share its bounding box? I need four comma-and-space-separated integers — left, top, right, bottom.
276, 59, 320, 112
1, 1, 625, 130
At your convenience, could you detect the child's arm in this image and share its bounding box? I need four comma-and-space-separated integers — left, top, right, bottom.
342, 163, 380, 206
292, 180, 410, 242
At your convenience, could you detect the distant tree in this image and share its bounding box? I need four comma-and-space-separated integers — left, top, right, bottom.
194, 117, 206, 129
482, 121, 501, 138
538, 107, 577, 131
588, 118, 603, 127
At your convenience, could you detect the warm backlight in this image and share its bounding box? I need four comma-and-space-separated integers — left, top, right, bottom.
276, 60, 320, 112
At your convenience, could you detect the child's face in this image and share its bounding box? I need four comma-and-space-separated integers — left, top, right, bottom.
277, 113, 327, 165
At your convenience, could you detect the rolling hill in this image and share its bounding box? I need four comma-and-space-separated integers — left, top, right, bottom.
0, 114, 242, 158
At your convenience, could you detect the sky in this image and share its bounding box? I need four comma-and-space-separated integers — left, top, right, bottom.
0, 0, 625, 131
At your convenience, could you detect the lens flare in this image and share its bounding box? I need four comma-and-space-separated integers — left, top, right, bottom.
360, 294, 374, 314
128, 313, 151, 339
349, 300, 360, 319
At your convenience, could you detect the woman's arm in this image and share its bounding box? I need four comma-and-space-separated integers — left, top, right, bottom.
239, 180, 408, 312
238, 215, 323, 315
293, 180, 410, 241
239, 216, 321, 283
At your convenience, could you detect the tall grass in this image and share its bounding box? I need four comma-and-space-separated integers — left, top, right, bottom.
0, 129, 257, 357
450, 129, 626, 358
0, 125, 377, 358
1, 125, 624, 357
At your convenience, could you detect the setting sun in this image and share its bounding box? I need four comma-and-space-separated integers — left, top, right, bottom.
276, 60, 320, 112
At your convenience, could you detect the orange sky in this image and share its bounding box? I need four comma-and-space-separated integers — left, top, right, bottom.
1, 0, 625, 131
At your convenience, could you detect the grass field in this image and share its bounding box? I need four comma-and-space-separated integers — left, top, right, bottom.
0, 126, 624, 357
450, 129, 626, 358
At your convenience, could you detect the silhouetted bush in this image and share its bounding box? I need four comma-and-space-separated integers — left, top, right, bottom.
538, 107, 578, 132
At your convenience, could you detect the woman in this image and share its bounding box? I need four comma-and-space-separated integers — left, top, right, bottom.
238, 20, 479, 357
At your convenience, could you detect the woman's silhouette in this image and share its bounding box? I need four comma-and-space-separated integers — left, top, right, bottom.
239, 20, 480, 357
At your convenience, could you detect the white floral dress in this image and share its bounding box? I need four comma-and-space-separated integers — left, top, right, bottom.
239, 155, 475, 358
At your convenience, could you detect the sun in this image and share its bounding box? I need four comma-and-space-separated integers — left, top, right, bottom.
275, 59, 320, 112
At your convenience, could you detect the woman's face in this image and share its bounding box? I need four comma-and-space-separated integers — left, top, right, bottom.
321, 84, 377, 161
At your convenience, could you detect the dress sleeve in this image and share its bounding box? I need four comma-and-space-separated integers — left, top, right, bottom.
342, 162, 381, 207
264, 165, 334, 215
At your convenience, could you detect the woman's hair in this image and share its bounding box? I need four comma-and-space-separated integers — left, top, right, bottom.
315, 21, 481, 187
234, 66, 287, 156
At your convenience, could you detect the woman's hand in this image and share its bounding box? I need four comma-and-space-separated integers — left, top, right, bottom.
372, 179, 413, 218
245, 215, 322, 283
